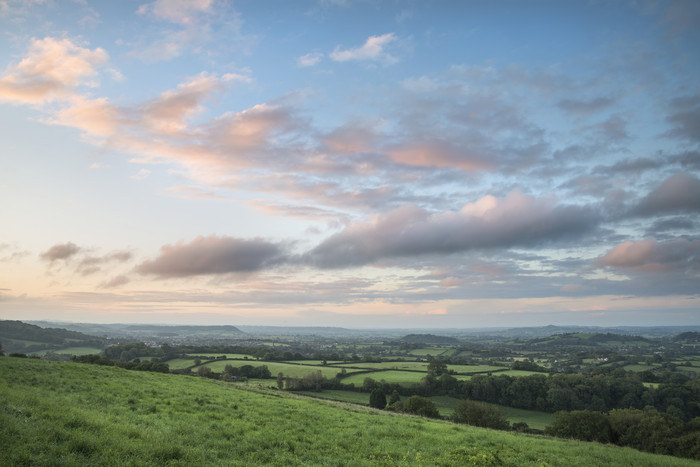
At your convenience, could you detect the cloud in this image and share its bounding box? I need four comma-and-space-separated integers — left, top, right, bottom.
130, 168, 152, 181
633, 173, 700, 216
137, 235, 287, 278
557, 96, 615, 116
298, 52, 323, 67
664, 95, 700, 143
137, 0, 214, 25
142, 72, 227, 135
50, 96, 120, 139
595, 238, 700, 273
40, 242, 81, 262
0, 37, 109, 104
662, 0, 700, 36
305, 190, 598, 268
330, 33, 398, 64
101, 275, 130, 288
386, 138, 493, 171
0, 243, 30, 262
77, 251, 132, 275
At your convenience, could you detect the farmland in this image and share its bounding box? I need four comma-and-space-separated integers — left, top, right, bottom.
2, 357, 696, 467
2, 320, 700, 462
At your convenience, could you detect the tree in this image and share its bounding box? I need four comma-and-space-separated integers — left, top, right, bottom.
389, 390, 401, 405
362, 377, 378, 392
369, 388, 387, 409
451, 400, 509, 430
427, 358, 448, 377
403, 395, 440, 418
545, 410, 612, 443
277, 373, 284, 389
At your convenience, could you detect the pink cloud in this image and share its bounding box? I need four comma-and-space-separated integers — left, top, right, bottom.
595, 238, 700, 272
634, 173, 700, 215
306, 190, 597, 268
427, 308, 447, 315
387, 139, 493, 171
439, 277, 464, 287
142, 73, 226, 135
50, 96, 120, 139
137, 235, 287, 278
0, 37, 108, 104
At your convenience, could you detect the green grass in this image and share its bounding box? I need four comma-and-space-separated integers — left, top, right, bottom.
448, 365, 506, 374
165, 358, 198, 370
200, 360, 342, 379
297, 389, 371, 405
52, 347, 104, 356
2, 357, 698, 466
332, 361, 429, 371
343, 370, 428, 386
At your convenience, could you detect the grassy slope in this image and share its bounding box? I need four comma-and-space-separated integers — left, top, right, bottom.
1, 358, 698, 467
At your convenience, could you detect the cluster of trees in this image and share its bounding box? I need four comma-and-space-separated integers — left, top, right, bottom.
440, 368, 698, 419
384, 393, 440, 418
222, 364, 271, 380
546, 408, 700, 460
70, 354, 170, 373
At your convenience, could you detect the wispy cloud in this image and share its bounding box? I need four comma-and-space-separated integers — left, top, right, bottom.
137, 0, 214, 25
40, 242, 81, 262
298, 52, 323, 67
330, 33, 398, 64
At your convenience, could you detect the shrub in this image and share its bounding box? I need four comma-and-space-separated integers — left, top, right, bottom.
451, 400, 510, 430
545, 410, 612, 443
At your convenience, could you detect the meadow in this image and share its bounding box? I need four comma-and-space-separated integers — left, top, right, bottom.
2, 357, 698, 466
293, 389, 554, 430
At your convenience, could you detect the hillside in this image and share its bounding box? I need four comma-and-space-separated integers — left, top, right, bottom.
2, 357, 697, 466
0, 320, 107, 354
28, 321, 246, 342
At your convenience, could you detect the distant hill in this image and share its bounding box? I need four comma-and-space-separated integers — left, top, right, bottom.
0, 320, 107, 354
400, 334, 461, 345
29, 321, 246, 341
520, 332, 653, 349
479, 325, 700, 340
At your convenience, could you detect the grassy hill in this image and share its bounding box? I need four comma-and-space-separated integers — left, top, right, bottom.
0, 320, 106, 355
2, 357, 698, 466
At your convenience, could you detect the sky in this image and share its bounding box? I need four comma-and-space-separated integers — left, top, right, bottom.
0, 0, 699, 329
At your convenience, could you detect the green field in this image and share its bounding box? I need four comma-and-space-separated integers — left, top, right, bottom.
187, 353, 256, 360
296, 390, 553, 431
331, 361, 429, 371
41, 347, 104, 356
2, 357, 696, 466
448, 364, 506, 374
343, 370, 436, 386
200, 360, 343, 379
165, 358, 199, 370
298, 389, 371, 405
